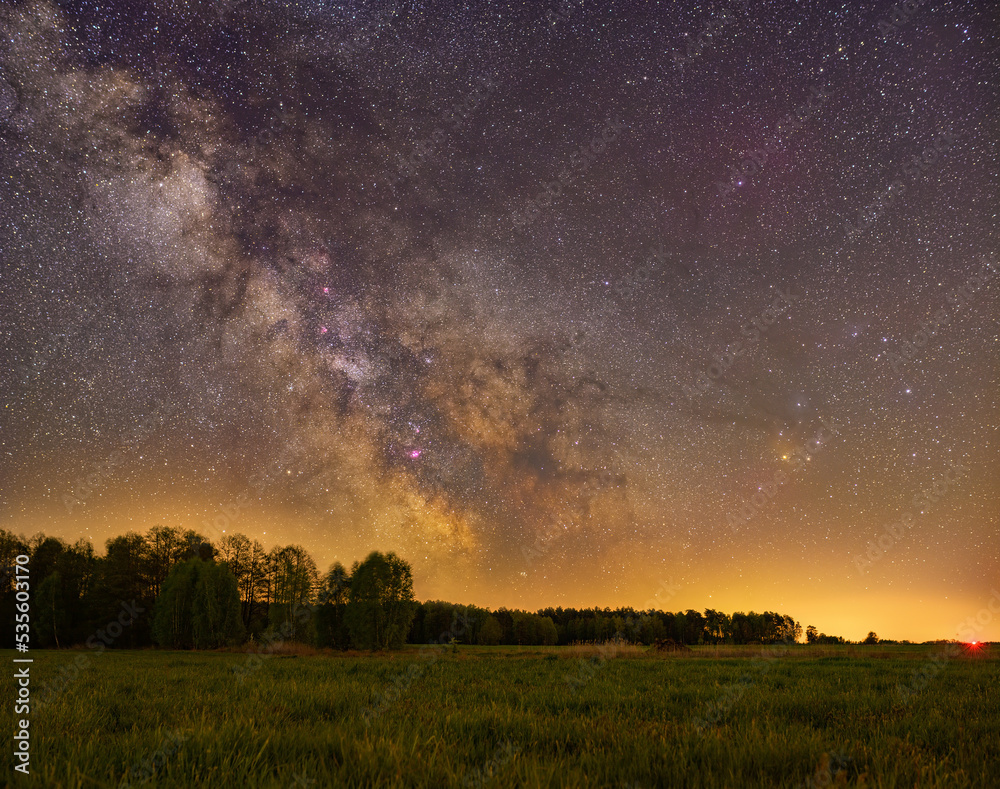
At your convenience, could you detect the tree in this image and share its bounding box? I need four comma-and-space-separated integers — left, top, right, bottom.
422, 601, 458, 643
682, 609, 705, 644
35, 571, 65, 648
508, 612, 559, 645
30, 538, 98, 648
93, 533, 150, 647
489, 608, 513, 644
863, 631, 879, 645
153, 560, 199, 649
345, 552, 417, 650
27, 536, 66, 587
511, 611, 536, 645
144, 525, 185, 599
0, 524, 848, 654
538, 615, 559, 646
180, 530, 214, 561
730, 612, 749, 644
313, 562, 351, 649
217, 533, 268, 629
267, 545, 318, 640
153, 558, 243, 649
0, 530, 29, 649
704, 609, 731, 644
479, 615, 502, 645
780, 615, 799, 643
191, 561, 244, 648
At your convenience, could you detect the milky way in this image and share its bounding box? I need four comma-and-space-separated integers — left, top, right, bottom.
1, 0, 997, 639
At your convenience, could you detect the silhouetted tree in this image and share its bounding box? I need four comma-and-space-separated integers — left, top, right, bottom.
704, 609, 731, 644
2, 527, 834, 652
345, 552, 416, 650
93, 533, 151, 647
0, 530, 29, 647
152, 560, 198, 649
217, 533, 269, 629
153, 558, 243, 649
144, 525, 185, 599
313, 562, 351, 648
538, 615, 558, 645
267, 545, 318, 640
479, 615, 502, 645
35, 571, 64, 648
191, 561, 244, 648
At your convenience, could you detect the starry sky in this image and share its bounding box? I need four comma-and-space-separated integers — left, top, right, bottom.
1, 0, 997, 642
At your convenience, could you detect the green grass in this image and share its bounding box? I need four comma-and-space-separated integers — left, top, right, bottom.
2, 645, 997, 788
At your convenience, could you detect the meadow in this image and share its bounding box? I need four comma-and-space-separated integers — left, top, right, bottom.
3, 644, 997, 788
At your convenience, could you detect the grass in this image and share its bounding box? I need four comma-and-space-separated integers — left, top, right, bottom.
2, 644, 997, 788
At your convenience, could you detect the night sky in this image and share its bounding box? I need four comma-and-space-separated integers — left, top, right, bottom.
1, 0, 997, 642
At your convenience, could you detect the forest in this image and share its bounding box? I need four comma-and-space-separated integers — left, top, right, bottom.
1, 526, 850, 651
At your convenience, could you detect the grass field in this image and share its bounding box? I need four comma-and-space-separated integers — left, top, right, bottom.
3, 644, 997, 788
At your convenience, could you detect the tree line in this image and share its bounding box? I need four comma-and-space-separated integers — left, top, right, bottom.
0, 527, 854, 650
